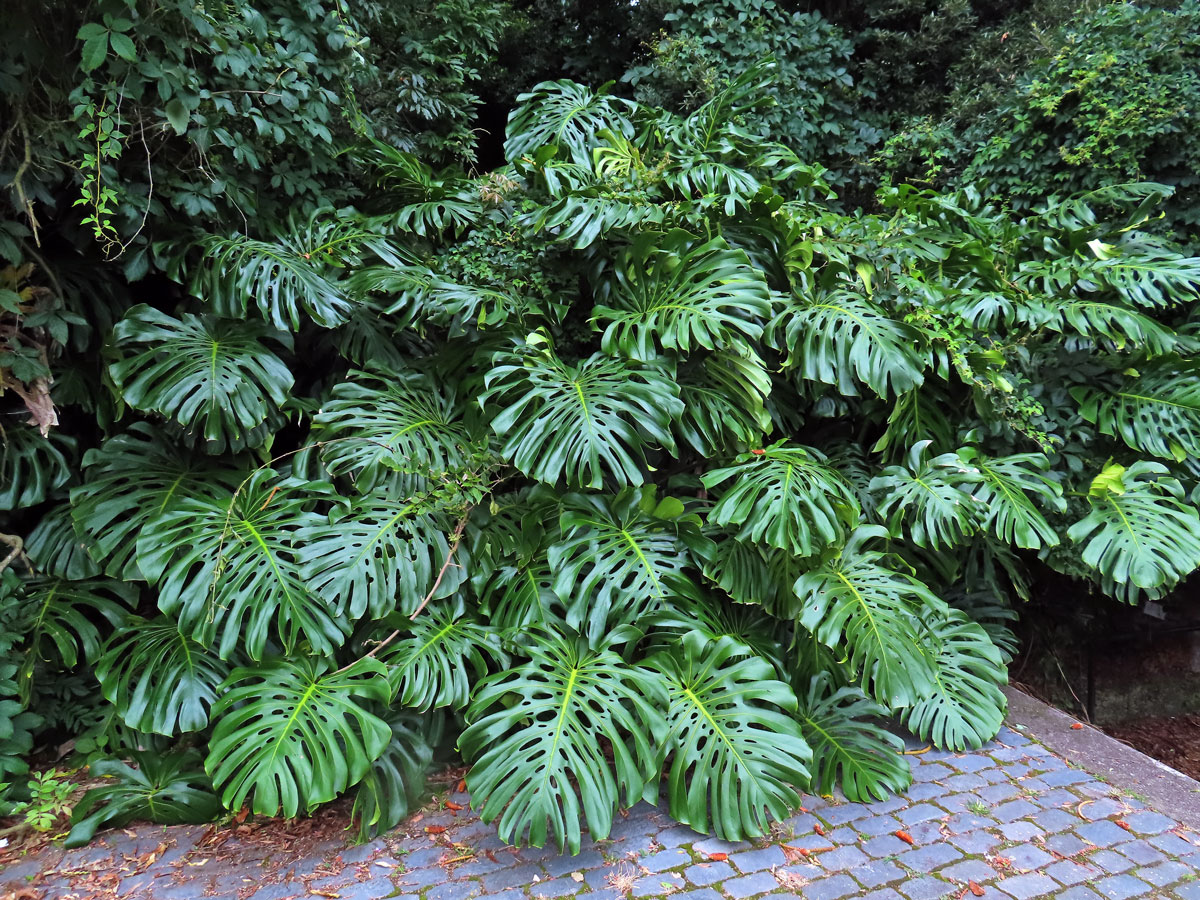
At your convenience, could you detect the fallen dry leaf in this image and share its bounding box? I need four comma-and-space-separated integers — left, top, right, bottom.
1070, 723, 1083, 730
570, 872, 584, 883
969, 881, 985, 896
445, 800, 465, 811
707, 853, 728, 862
457, 780, 468, 793
813, 823, 826, 836
895, 830, 915, 846
1115, 820, 1131, 831
425, 825, 447, 834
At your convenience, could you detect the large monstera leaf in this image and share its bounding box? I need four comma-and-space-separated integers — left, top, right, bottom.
137, 470, 344, 660
297, 493, 462, 620
591, 231, 773, 360
70, 424, 245, 580
18, 576, 135, 700
870, 442, 983, 549
958, 449, 1065, 550
903, 607, 1008, 751
548, 488, 712, 642
795, 672, 911, 802
206, 657, 391, 817
1068, 461, 1200, 598
482, 342, 682, 489
652, 632, 812, 841
676, 350, 773, 457
701, 444, 860, 558
312, 370, 476, 490
1073, 360, 1200, 462
0, 425, 73, 510
109, 305, 293, 452
773, 289, 926, 397
792, 527, 938, 708
504, 80, 636, 167
461, 630, 666, 853
95, 617, 229, 736
25, 504, 100, 580
352, 709, 438, 841
377, 601, 506, 711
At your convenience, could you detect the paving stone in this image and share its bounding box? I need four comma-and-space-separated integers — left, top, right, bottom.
1080, 820, 1136, 848
682, 862, 734, 887
632, 873, 686, 897
947, 829, 1001, 855
1004, 843, 1054, 872
429, 880, 483, 900
911, 763, 955, 784
803, 874, 861, 900
482, 864, 547, 892
1174, 881, 1200, 900
940, 858, 995, 883
1046, 832, 1092, 857
897, 843, 962, 872
1031, 807, 1080, 833
825, 803, 873, 825
722, 871, 779, 898
996, 871, 1058, 899
488, 891, 527, 900
1120, 812, 1177, 835
1136, 860, 1192, 886
674, 890, 723, 900
690, 838, 745, 857
897, 804, 944, 825
543, 850, 606, 877
944, 811, 992, 832
1115, 841, 1166, 867
999, 821, 1043, 842
817, 845, 869, 871
861, 890, 905, 900
1090, 849, 1137, 874
1092, 873, 1152, 899
993, 799, 1039, 823
943, 774, 988, 792
850, 859, 905, 888
898, 875, 956, 899
863, 797, 908, 815
828, 826, 861, 844
1045, 859, 1097, 886
904, 783, 949, 802
1057, 889, 1103, 900
1149, 831, 1198, 856
642, 849, 692, 873
857, 815, 902, 836
1079, 799, 1128, 820
862, 834, 909, 858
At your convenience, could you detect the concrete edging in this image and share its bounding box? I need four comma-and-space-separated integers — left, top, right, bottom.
1005, 684, 1200, 829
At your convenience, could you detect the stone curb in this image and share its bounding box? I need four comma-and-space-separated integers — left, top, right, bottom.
1006, 684, 1200, 830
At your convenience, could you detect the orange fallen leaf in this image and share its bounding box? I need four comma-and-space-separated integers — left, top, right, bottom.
1115, 820, 1131, 831
485, 850, 499, 863
707, 853, 728, 862
445, 801, 465, 811
457, 779, 468, 793
425, 825, 447, 834
813, 823, 826, 836
969, 881, 985, 896
1070, 723, 1083, 730
895, 831, 915, 846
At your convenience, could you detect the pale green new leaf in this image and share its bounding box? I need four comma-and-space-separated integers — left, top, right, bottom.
206, 657, 392, 817
701, 444, 859, 558
795, 672, 911, 802
652, 632, 812, 841
461, 630, 666, 852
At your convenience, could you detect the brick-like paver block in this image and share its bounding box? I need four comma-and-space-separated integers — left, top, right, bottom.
998, 821, 1042, 842
948, 829, 1001, 855
674, 890, 722, 900
1039, 769, 1093, 787
824, 803, 872, 825
643, 849, 692, 873
1089, 849, 1136, 874
1005, 843, 1054, 872
1079, 820, 1133, 848
691, 838, 744, 856
632, 873, 685, 897
850, 859, 905, 888
683, 862, 734, 886
1119, 812, 1176, 835
1057, 889, 1103, 900
429, 881, 483, 900
729, 845, 786, 873
803, 874, 860, 900
941, 859, 995, 883
904, 783, 948, 802
482, 864, 547, 892
1078, 798, 1126, 820
911, 763, 955, 783
943, 774, 987, 792
544, 850, 606, 877
1175, 880, 1200, 900
857, 815, 902, 836
862, 834, 909, 857
897, 804, 944, 825
655, 825, 706, 848
1149, 830, 1196, 855
1135, 859, 1191, 886
996, 872, 1057, 899
530, 877, 583, 899
993, 799, 1039, 823
897, 843, 961, 872
1045, 859, 1095, 886
722, 871, 778, 898
817, 846, 869, 871
1046, 832, 1091, 857
1030, 807, 1078, 834
898, 875, 955, 899
1114, 840, 1165, 866
861, 890, 905, 900
1092, 873, 1151, 899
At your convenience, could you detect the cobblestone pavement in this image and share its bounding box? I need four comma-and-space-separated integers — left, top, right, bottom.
4, 724, 1200, 900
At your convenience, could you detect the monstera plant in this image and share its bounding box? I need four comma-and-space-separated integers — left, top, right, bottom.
3, 64, 1200, 853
